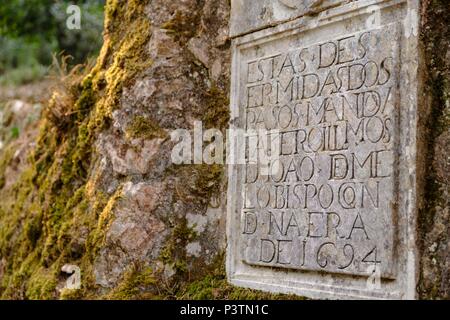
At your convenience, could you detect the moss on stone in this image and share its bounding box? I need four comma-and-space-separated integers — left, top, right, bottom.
0, 143, 15, 189
0, 0, 302, 301
180, 274, 304, 300
174, 252, 304, 300
0, 0, 154, 299
125, 116, 167, 141
168, 163, 224, 208
25, 264, 59, 300
161, 10, 200, 42
104, 265, 158, 300
202, 84, 230, 130
159, 218, 197, 276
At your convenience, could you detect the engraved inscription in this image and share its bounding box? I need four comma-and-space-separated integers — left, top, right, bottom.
237, 25, 400, 278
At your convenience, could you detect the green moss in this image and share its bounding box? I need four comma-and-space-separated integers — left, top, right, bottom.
169, 164, 224, 207
160, 218, 197, 276
180, 275, 303, 300
202, 85, 230, 130
0, 0, 153, 300
175, 253, 302, 300
161, 10, 200, 41
125, 116, 167, 140
26, 265, 58, 300
0, 0, 301, 301
24, 212, 43, 248
97, 250, 304, 300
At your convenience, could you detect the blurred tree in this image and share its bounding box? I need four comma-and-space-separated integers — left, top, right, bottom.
0, 0, 56, 39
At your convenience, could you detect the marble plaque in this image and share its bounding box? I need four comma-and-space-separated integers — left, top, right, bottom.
227, 0, 421, 299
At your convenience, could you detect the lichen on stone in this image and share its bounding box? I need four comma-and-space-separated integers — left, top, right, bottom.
417, 0, 450, 300
0, 0, 155, 299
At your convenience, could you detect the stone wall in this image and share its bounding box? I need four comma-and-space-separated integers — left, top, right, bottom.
417, 0, 449, 300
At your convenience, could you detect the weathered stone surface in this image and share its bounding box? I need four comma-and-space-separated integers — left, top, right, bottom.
227, 0, 422, 299
91, 0, 233, 291
417, 0, 450, 299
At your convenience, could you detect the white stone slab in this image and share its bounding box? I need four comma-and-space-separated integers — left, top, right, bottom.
227, 0, 420, 299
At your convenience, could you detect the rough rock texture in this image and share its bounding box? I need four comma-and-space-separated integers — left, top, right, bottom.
417, 0, 450, 300
0, 0, 299, 300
